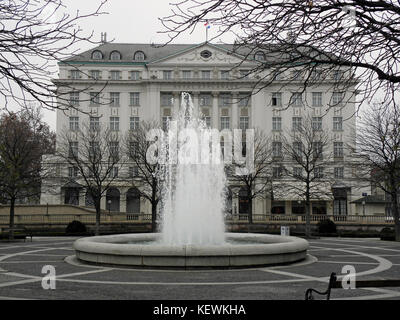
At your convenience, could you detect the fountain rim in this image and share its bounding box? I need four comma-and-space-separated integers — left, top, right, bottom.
73, 233, 309, 268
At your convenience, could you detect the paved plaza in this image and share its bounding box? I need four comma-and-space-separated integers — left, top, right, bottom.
0, 236, 399, 300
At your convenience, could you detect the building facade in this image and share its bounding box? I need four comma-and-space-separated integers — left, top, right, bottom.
40, 41, 372, 218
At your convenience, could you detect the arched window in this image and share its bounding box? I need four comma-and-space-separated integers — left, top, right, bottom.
110, 51, 121, 60
134, 51, 145, 61
91, 50, 103, 60
255, 51, 265, 61
126, 188, 140, 213
106, 188, 120, 212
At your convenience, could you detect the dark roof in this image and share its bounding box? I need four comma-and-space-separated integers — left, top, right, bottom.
63, 42, 237, 64
351, 195, 391, 204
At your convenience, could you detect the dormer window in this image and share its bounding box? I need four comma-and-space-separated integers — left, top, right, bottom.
91, 50, 103, 60
255, 51, 265, 61
110, 51, 121, 60
134, 51, 145, 61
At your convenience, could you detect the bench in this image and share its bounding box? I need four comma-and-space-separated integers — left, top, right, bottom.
0, 227, 33, 242
305, 272, 400, 300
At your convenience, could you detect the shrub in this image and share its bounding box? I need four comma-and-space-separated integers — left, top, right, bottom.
380, 227, 395, 241
66, 220, 87, 234
317, 219, 337, 234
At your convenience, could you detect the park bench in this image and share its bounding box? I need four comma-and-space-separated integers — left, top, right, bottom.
0, 227, 33, 242
305, 272, 400, 300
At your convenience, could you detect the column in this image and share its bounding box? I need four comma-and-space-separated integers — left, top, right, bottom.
120, 188, 127, 213
232, 92, 238, 129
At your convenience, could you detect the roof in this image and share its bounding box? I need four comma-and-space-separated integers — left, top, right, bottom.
351, 195, 391, 204
62, 42, 238, 64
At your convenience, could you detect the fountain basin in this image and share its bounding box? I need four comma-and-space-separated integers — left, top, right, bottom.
73, 233, 309, 268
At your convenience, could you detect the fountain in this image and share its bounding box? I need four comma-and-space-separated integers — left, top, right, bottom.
73, 93, 309, 268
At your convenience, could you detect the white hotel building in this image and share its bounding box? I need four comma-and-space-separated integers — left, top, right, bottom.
40, 41, 371, 218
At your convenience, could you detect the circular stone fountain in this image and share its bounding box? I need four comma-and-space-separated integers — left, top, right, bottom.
74, 233, 308, 268
73, 93, 309, 269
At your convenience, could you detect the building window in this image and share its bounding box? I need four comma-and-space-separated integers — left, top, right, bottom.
130, 117, 139, 130
163, 70, 172, 80
238, 94, 250, 107
293, 167, 303, 178
130, 71, 141, 80
134, 51, 145, 61
272, 141, 282, 158
220, 116, 230, 130
334, 142, 344, 158
310, 70, 322, 81
69, 92, 79, 106
272, 70, 284, 80
161, 93, 173, 106
89, 141, 100, 159
201, 70, 211, 79
182, 70, 191, 79
272, 117, 282, 131
90, 92, 100, 105
332, 70, 343, 81
162, 116, 172, 131
313, 141, 323, 160
68, 166, 79, 178
129, 166, 139, 178
271, 92, 282, 107
239, 70, 249, 79
70, 70, 80, 79
271, 201, 285, 214
312, 202, 327, 214
130, 92, 140, 106
68, 141, 78, 158
221, 71, 230, 80
90, 70, 101, 80
110, 51, 121, 60
334, 167, 344, 179
312, 117, 322, 131
199, 94, 212, 107
238, 116, 248, 130
255, 51, 266, 61
91, 50, 103, 60
109, 141, 119, 161
333, 117, 343, 131
290, 93, 303, 107
292, 117, 302, 131
204, 116, 211, 128
110, 71, 121, 80
90, 117, 100, 131
332, 92, 344, 106
219, 94, 231, 107
312, 92, 322, 107
69, 117, 79, 131
272, 167, 283, 179
291, 70, 302, 81
292, 201, 305, 214
110, 92, 120, 106
109, 167, 119, 178
314, 167, 324, 178
110, 117, 120, 131
293, 141, 303, 160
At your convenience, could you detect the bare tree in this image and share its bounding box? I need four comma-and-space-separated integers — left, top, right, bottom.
229, 128, 272, 224
275, 115, 334, 237
161, 0, 400, 107
57, 122, 125, 235
357, 103, 400, 241
126, 121, 163, 232
0, 0, 107, 111
0, 109, 55, 240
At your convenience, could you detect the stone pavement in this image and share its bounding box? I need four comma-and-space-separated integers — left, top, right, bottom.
0, 236, 399, 300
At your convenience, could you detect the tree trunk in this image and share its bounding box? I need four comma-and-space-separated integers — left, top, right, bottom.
151, 203, 157, 233
94, 197, 101, 236
248, 195, 253, 225
392, 191, 400, 242
8, 197, 15, 241
305, 183, 311, 238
